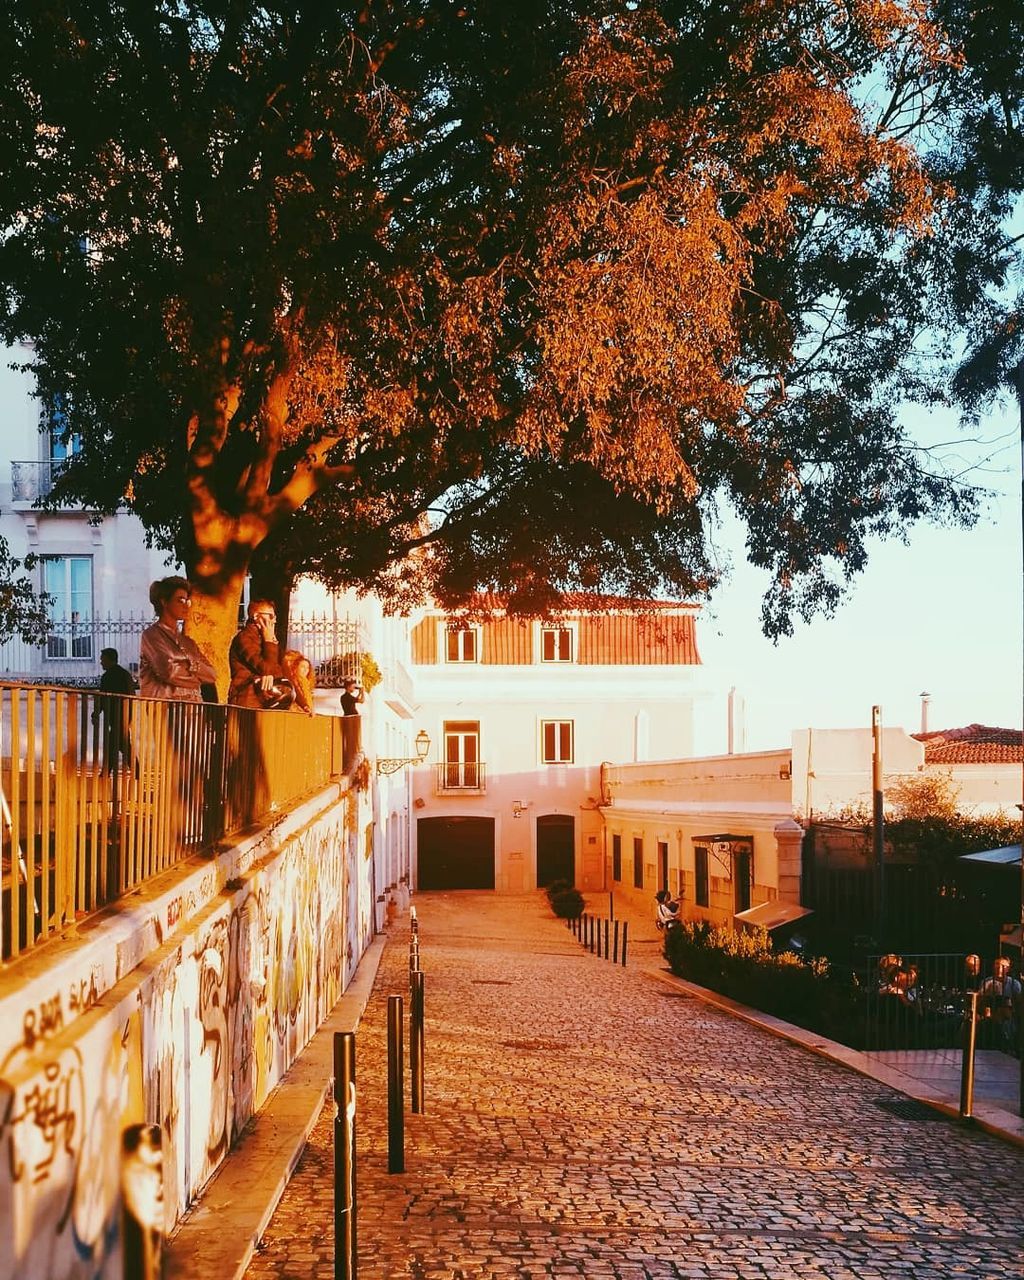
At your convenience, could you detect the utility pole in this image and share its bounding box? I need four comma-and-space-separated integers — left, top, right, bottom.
872, 706, 885, 947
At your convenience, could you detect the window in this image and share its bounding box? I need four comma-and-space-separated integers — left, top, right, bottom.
612, 834, 622, 882
541, 720, 573, 764
694, 846, 710, 908
632, 837, 644, 889
42, 555, 93, 659
445, 625, 478, 663
657, 840, 669, 893
443, 720, 480, 788
540, 625, 573, 662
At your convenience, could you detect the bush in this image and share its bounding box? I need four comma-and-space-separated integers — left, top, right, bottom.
549, 887, 584, 919
543, 878, 570, 902
663, 920, 862, 1044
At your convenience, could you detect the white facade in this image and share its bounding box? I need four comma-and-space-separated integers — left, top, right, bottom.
408, 605, 708, 892
0, 343, 171, 679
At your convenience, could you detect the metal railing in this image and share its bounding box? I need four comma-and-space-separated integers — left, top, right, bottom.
434, 761, 486, 793
11, 459, 71, 504
863, 952, 997, 1052
0, 613, 366, 684
1, 682, 357, 962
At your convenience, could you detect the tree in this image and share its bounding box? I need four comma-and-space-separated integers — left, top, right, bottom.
0, 1, 1010, 680
0, 538, 51, 646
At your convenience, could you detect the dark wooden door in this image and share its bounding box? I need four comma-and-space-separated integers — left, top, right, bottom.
536, 814, 575, 887
417, 816, 495, 889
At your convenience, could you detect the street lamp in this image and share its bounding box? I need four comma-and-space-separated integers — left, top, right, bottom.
377, 729, 431, 776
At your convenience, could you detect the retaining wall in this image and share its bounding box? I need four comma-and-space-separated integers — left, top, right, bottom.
0, 777, 372, 1280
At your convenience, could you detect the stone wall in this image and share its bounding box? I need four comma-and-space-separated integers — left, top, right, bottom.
0, 779, 371, 1280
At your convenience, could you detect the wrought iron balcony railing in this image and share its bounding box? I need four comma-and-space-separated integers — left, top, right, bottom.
11, 459, 69, 504
434, 761, 487, 794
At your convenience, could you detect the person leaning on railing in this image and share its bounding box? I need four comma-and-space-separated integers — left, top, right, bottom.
139, 577, 218, 701
227, 599, 293, 710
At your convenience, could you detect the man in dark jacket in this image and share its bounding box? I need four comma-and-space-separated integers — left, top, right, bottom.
228, 600, 288, 709
95, 647, 136, 771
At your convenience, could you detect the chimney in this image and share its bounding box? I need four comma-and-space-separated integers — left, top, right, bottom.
727, 687, 746, 755
919, 691, 931, 735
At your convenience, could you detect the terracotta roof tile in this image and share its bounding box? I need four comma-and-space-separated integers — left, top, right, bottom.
912, 724, 1023, 764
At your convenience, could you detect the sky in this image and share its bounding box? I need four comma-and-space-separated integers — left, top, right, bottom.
695, 399, 1023, 753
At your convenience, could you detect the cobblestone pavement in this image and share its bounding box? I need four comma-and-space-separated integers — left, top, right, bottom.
244, 893, 1024, 1280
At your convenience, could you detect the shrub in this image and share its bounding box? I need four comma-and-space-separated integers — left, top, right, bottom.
544, 878, 570, 903
663, 920, 862, 1044
549, 887, 584, 919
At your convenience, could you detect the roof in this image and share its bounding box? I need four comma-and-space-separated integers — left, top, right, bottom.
912, 724, 1023, 764
959, 845, 1022, 868
429, 592, 700, 617
734, 902, 813, 931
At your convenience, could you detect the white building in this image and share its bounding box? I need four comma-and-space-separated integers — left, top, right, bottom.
407, 598, 708, 892
0, 343, 170, 680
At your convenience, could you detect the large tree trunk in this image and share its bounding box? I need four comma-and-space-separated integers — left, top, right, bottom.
184, 574, 247, 701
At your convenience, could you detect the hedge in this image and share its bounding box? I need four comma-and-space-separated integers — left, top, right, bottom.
663, 920, 864, 1045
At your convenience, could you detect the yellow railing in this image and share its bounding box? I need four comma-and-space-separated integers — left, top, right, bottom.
1, 683, 358, 961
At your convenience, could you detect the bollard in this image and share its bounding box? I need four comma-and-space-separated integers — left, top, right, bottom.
387, 995, 405, 1173
410, 904, 418, 934
621, 920, 628, 967
960, 989, 979, 1119
589, 915, 596, 954
122, 1124, 165, 1280
411, 970, 425, 1114
604, 919, 609, 961
613, 919, 620, 964
333, 1031, 357, 1279
597, 916, 603, 958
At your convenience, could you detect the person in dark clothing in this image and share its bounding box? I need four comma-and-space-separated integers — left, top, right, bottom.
94, 647, 135, 771
228, 599, 291, 709
340, 677, 364, 717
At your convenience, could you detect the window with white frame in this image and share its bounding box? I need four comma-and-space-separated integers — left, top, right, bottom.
541, 719, 573, 764
445, 624, 479, 663
540, 624, 573, 662
42, 555, 93, 659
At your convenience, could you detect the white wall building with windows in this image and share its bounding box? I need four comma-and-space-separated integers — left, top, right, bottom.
0, 344, 170, 680
408, 600, 709, 893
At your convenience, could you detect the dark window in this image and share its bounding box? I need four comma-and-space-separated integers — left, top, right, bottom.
695, 847, 709, 907
734, 849, 752, 914
657, 840, 669, 893
612, 834, 622, 882
633, 837, 644, 889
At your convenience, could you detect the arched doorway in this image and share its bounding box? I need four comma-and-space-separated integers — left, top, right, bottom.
536, 814, 575, 887
417, 816, 495, 889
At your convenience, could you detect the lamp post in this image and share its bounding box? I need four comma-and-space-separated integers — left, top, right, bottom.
376, 729, 431, 776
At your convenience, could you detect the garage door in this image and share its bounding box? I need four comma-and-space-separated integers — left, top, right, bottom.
417, 816, 495, 889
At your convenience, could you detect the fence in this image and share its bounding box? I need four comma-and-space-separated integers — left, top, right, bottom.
0, 612, 366, 684
1, 681, 360, 961
863, 952, 1004, 1053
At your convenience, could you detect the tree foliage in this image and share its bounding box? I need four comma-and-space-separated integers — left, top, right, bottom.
0, 1, 1017, 656
0, 538, 51, 646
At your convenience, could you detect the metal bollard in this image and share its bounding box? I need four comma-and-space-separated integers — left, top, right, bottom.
604, 919, 609, 961
411, 970, 425, 1114
122, 1124, 165, 1280
596, 916, 603, 958
387, 996, 405, 1173
960, 989, 979, 1119
621, 921, 628, 967
333, 1031, 357, 1279
410, 904, 418, 933
613, 919, 620, 964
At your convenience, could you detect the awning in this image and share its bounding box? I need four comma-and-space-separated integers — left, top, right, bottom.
959, 845, 1021, 867
734, 901, 813, 931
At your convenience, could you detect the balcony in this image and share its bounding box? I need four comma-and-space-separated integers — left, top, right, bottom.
434, 761, 487, 795
11, 459, 69, 504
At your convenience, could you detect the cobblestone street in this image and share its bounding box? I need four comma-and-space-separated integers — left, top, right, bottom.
243, 893, 1024, 1280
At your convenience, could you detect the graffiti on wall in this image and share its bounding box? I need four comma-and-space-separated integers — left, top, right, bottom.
0, 788, 357, 1280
